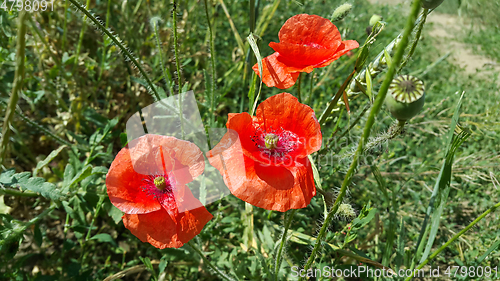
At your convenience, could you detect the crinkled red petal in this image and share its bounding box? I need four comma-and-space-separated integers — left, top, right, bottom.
278, 14, 342, 49
122, 203, 212, 249
207, 142, 316, 212
106, 135, 205, 214
252, 52, 300, 89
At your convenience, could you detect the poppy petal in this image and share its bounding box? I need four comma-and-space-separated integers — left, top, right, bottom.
269, 42, 336, 69
278, 14, 342, 50
252, 52, 300, 89
314, 40, 360, 69
106, 148, 162, 214
123, 209, 184, 249
256, 93, 322, 158
208, 147, 315, 212
106, 135, 205, 214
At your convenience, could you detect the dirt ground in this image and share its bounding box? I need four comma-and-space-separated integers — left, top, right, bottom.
367, 0, 500, 81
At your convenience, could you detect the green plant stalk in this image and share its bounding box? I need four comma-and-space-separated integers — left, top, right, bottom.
399, 8, 428, 73
306, 70, 314, 105
74, 0, 92, 70
187, 240, 236, 281
274, 209, 297, 281
85, 194, 105, 241
68, 0, 161, 100
296, 73, 303, 103
404, 201, 500, 281
204, 0, 217, 125
0, 187, 38, 197
301, 0, 422, 274
153, 20, 172, 96
172, 0, 182, 90
0, 11, 27, 167
0, 100, 76, 155
98, 0, 113, 81
0, 203, 56, 250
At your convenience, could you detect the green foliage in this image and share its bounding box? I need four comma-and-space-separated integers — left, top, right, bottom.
0, 0, 499, 280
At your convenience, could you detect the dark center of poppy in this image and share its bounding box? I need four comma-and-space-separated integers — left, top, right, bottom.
153, 176, 167, 190
251, 128, 299, 160
141, 174, 175, 200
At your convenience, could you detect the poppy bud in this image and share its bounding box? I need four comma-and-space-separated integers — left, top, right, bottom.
369, 14, 383, 27
385, 75, 425, 121
331, 3, 352, 22
421, 0, 445, 9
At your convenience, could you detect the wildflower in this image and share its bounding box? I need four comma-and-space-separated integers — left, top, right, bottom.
207, 93, 322, 212
106, 134, 212, 249
253, 14, 359, 89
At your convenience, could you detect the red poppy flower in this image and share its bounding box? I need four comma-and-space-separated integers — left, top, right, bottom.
253, 14, 359, 89
106, 134, 213, 249
207, 93, 322, 212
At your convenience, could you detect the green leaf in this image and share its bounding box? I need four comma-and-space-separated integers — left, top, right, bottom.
90, 233, 118, 247
247, 33, 263, 115
370, 165, 389, 201
383, 48, 393, 69
476, 239, 500, 264
365, 67, 373, 102
419, 92, 471, 264
0, 170, 65, 201
33, 145, 67, 176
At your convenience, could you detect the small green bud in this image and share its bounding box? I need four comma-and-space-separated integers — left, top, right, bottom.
331, 3, 353, 22
385, 75, 425, 121
369, 14, 383, 26
421, 0, 445, 9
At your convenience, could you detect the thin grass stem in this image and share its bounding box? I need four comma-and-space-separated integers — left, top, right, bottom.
404, 201, 500, 281
187, 241, 236, 281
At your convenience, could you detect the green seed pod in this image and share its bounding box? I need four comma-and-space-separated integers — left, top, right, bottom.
385, 75, 425, 121
421, 0, 445, 9
331, 3, 353, 22
369, 14, 383, 26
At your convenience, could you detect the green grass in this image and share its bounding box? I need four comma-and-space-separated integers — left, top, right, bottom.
0, 0, 499, 280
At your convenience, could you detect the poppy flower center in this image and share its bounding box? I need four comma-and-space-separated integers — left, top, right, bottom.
153, 176, 167, 190
252, 128, 299, 160
141, 174, 175, 200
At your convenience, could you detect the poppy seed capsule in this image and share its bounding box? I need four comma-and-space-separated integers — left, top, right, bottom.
421, 0, 445, 9
385, 75, 425, 121
153, 176, 167, 191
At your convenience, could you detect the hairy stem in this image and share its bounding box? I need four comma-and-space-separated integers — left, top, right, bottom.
275, 209, 297, 281
68, 0, 161, 100
399, 8, 428, 73
301, 0, 422, 274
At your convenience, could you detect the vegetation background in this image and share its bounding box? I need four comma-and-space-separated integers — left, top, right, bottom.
0, 0, 499, 280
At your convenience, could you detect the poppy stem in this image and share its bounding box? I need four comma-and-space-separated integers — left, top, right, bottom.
398, 8, 429, 73
187, 240, 236, 281
172, 0, 182, 93
296, 73, 303, 103
274, 209, 297, 281
301, 0, 422, 276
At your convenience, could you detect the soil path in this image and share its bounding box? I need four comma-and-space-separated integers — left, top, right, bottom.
367, 0, 500, 81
